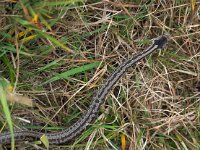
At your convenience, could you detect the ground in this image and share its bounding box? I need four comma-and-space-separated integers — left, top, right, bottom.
0, 0, 199, 150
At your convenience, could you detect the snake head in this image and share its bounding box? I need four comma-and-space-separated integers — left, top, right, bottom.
153, 34, 170, 49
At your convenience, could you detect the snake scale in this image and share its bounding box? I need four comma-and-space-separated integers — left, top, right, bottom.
0, 35, 169, 145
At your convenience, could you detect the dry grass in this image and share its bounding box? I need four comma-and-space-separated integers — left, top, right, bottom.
0, 0, 200, 149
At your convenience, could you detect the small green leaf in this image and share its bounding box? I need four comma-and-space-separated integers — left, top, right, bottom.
40, 134, 49, 149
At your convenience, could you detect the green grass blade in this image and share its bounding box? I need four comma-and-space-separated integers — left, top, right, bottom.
0, 43, 33, 56
35, 0, 83, 6
0, 55, 16, 84
0, 84, 14, 149
35, 29, 75, 54
42, 62, 100, 85
37, 56, 65, 73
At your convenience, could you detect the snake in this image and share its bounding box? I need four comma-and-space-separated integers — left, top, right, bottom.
0, 35, 169, 145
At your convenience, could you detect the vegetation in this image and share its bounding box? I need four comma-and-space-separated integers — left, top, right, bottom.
0, 0, 199, 149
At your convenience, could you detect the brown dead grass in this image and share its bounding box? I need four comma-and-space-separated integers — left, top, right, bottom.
0, 0, 200, 149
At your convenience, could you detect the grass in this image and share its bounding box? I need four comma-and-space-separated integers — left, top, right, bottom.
0, 80, 14, 150
0, 0, 200, 149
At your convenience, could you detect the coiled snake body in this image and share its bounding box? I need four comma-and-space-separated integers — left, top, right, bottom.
0, 35, 169, 145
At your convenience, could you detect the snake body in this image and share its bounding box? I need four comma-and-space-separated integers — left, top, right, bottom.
0, 35, 169, 145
